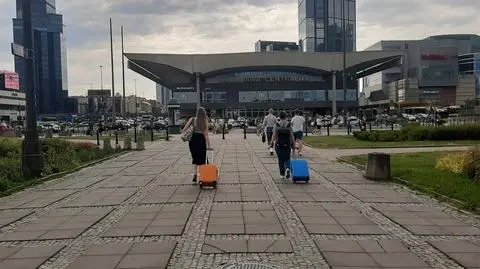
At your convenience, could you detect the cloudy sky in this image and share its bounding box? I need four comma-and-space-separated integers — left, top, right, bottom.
0, 0, 479, 99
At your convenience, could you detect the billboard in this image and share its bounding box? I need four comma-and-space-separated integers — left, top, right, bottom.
1, 72, 20, 90
475, 54, 480, 99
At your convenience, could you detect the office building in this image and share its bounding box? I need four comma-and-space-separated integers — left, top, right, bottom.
458, 53, 480, 100
156, 84, 171, 105
298, 0, 356, 52
362, 35, 480, 107
13, 0, 68, 115
0, 71, 25, 122
254, 40, 299, 52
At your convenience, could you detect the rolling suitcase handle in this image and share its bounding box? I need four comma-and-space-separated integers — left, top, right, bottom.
206, 150, 214, 164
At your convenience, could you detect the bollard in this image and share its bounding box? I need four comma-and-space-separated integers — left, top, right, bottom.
244, 125, 246, 139
165, 126, 169, 141
222, 124, 225, 140
115, 131, 119, 146
391, 123, 394, 131
134, 125, 137, 143
369, 123, 372, 132
151, 127, 154, 142
123, 136, 132, 150
365, 152, 391, 181
347, 125, 350, 136
96, 130, 100, 146
327, 125, 330, 136
136, 136, 145, 150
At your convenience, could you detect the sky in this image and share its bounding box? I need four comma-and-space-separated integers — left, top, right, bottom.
0, 0, 479, 100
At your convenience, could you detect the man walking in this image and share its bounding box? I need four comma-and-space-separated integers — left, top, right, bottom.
291, 110, 306, 156
263, 108, 277, 155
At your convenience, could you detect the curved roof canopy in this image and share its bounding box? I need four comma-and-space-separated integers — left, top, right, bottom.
125, 51, 403, 87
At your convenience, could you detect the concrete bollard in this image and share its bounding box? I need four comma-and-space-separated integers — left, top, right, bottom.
124, 136, 132, 150
45, 129, 53, 138
136, 136, 145, 150
365, 152, 391, 181
103, 138, 112, 151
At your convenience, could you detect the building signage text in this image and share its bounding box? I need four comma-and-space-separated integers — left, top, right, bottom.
206, 71, 325, 84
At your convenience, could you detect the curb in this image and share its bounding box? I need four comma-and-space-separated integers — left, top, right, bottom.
0, 150, 132, 198
336, 156, 480, 216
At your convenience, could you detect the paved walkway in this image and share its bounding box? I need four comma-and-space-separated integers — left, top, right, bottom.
0, 133, 479, 269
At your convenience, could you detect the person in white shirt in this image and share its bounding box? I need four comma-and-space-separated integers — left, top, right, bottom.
291, 110, 306, 156
263, 108, 277, 155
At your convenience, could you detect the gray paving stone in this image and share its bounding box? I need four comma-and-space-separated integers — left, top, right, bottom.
117, 254, 171, 268
67, 255, 123, 269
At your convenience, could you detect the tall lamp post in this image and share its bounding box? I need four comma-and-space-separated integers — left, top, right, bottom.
99, 65, 104, 90
21, 0, 43, 177
121, 26, 126, 118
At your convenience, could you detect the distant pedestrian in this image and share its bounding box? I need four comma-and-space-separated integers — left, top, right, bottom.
263, 108, 277, 155
270, 111, 295, 179
291, 110, 306, 156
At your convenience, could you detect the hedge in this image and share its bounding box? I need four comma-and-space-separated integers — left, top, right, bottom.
353, 124, 480, 142
0, 138, 120, 192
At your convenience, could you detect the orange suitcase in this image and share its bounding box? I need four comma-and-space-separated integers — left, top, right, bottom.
199, 152, 219, 189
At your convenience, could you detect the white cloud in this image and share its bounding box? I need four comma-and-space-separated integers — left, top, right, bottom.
0, 0, 478, 100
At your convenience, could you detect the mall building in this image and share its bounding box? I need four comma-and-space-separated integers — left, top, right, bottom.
0, 71, 25, 123
361, 34, 480, 108
126, 51, 402, 120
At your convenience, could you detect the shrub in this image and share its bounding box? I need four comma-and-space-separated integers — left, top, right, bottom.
41, 138, 79, 175
467, 146, 480, 183
71, 141, 98, 151
0, 138, 22, 158
435, 152, 472, 175
354, 124, 480, 142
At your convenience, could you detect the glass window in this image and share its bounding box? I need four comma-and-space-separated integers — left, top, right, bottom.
173, 92, 198, 104
306, 18, 315, 38
316, 28, 324, 38
348, 0, 355, 20
328, 0, 334, 17
305, 37, 315, 52
202, 91, 226, 103
316, 0, 324, 8
335, 39, 342, 51
298, 0, 306, 20
316, 38, 325, 52
316, 19, 324, 29
299, 19, 306, 40
328, 90, 345, 101
346, 89, 357, 101
335, 0, 342, 18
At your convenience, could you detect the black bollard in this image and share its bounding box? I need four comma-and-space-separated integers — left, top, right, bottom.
391, 123, 394, 131
347, 125, 350, 136
134, 125, 137, 143
244, 125, 246, 139
96, 130, 100, 146
327, 125, 330, 136
151, 127, 154, 142
165, 126, 169, 141
369, 123, 372, 132
115, 131, 119, 146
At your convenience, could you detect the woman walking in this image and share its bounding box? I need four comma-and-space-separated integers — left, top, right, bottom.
182, 107, 213, 183
270, 111, 295, 179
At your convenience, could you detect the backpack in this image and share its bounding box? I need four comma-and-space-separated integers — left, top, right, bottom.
276, 121, 291, 146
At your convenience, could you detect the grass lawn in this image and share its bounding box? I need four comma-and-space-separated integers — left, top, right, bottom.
342, 152, 480, 211
304, 135, 480, 149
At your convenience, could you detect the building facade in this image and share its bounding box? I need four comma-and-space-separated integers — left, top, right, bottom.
362, 35, 480, 107
0, 71, 25, 123
126, 51, 402, 118
254, 40, 299, 52
298, 0, 356, 52
156, 84, 171, 105
13, 0, 68, 115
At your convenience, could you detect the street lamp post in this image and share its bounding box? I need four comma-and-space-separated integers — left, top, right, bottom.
99, 65, 103, 90
21, 0, 44, 177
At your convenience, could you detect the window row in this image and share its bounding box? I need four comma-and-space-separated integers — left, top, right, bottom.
239, 90, 357, 102
327, 0, 355, 20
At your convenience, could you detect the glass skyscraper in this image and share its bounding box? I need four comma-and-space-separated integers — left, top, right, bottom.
298, 0, 356, 52
13, 0, 68, 114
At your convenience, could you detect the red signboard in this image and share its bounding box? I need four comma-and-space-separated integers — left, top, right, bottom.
421, 54, 449, 61
2, 72, 20, 90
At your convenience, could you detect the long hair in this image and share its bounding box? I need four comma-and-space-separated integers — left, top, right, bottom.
195, 107, 208, 131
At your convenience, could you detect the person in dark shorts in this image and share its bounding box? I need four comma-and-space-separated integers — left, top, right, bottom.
263, 108, 277, 155
181, 107, 213, 183
291, 110, 306, 156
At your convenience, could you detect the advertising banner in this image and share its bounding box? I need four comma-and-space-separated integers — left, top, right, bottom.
475, 54, 480, 99
3, 72, 19, 90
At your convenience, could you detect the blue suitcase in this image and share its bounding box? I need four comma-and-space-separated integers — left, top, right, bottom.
290, 159, 310, 183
